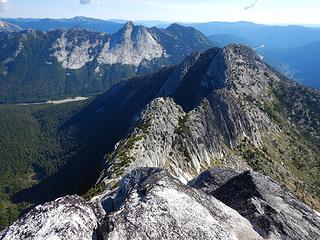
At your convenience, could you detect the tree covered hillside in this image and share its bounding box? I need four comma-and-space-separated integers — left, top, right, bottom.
0, 100, 90, 229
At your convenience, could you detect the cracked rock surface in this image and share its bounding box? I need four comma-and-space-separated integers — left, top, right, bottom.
0, 195, 99, 240
101, 168, 262, 240
1, 167, 320, 240
190, 167, 320, 240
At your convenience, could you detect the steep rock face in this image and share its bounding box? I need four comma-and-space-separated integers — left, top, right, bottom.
165, 45, 279, 147
49, 21, 212, 70
100, 95, 253, 187
100, 45, 279, 186
51, 22, 165, 69
97, 22, 164, 66
98, 44, 320, 210
0, 195, 99, 240
51, 29, 109, 69
100, 168, 262, 240
190, 167, 320, 240
100, 97, 188, 185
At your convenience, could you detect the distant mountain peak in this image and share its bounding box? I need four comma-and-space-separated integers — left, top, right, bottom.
124, 21, 134, 29
71, 16, 92, 21
114, 20, 145, 41
167, 22, 182, 27
0, 21, 212, 102
166, 23, 190, 31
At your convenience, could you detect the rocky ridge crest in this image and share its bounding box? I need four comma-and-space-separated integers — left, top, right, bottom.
2, 44, 320, 239
2, 167, 319, 239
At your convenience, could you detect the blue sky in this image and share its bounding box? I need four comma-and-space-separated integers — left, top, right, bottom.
0, 0, 319, 24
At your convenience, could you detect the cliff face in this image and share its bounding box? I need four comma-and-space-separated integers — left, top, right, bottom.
49, 21, 212, 70
99, 45, 320, 210
50, 22, 165, 69
190, 168, 320, 239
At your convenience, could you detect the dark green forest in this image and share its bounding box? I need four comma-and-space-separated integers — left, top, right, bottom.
0, 101, 89, 229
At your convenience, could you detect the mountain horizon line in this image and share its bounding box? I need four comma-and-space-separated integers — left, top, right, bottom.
1, 16, 320, 28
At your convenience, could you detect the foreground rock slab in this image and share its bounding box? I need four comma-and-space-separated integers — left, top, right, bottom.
190, 167, 320, 240
100, 168, 262, 240
0, 195, 99, 240
1, 167, 320, 240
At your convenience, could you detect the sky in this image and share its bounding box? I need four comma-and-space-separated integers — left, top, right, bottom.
0, 0, 319, 25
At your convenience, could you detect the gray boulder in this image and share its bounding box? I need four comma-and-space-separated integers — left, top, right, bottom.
190, 167, 320, 239
100, 167, 262, 240
0, 195, 99, 240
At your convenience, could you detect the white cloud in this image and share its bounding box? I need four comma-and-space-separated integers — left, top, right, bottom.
0, 0, 9, 12
80, 0, 100, 5
244, 0, 259, 10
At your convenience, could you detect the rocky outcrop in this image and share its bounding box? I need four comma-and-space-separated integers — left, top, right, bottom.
2, 167, 319, 239
99, 95, 250, 188
100, 168, 262, 240
98, 44, 320, 211
50, 21, 211, 70
51, 29, 109, 69
190, 167, 320, 240
51, 22, 164, 69
99, 44, 280, 187
97, 21, 164, 66
0, 195, 99, 240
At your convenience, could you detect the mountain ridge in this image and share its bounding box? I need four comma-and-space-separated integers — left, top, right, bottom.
0, 20, 22, 32
0, 22, 212, 103
95, 44, 320, 209
2, 17, 123, 34
0, 44, 320, 237
2, 17, 320, 89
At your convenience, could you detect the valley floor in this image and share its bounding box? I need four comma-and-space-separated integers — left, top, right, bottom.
14, 96, 90, 106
